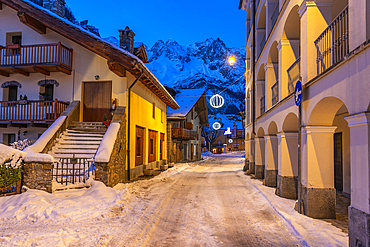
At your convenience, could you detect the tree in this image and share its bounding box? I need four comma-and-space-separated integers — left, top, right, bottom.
201, 126, 221, 152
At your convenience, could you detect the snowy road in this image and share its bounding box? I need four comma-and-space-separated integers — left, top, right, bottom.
0, 152, 347, 246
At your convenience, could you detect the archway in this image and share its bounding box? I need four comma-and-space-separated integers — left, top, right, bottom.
255, 127, 265, 179
276, 112, 298, 199
303, 97, 350, 219
257, 64, 266, 116
264, 121, 278, 187
267, 41, 279, 108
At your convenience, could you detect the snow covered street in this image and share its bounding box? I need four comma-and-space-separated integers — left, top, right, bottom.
0, 152, 348, 246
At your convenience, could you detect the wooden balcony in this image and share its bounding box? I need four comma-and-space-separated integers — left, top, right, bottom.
0, 99, 69, 126
0, 42, 73, 77
172, 128, 197, 140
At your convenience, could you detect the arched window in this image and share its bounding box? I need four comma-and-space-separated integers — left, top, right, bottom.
1, 81, 22, 101
38, 80, 59, 101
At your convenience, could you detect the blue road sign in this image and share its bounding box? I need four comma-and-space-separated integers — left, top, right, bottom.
294, 80, 302, 106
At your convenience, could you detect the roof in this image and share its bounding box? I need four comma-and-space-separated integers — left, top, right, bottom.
1, 0, 179, 109
167, 89, 206, 117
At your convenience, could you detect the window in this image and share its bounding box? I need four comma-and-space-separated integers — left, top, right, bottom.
8, 86, 18, 101
152, 103, 155, 119
135, 126, 144, 166
6, 32, 22, 55
3, 134, 15, 145
39, 84, 54, 101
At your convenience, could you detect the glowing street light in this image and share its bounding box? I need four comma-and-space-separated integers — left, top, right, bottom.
228, 56, 236, 67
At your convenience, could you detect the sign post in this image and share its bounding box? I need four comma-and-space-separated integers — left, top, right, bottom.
295, 80, 303, 214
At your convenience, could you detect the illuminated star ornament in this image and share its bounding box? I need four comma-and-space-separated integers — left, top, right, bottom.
213, 122, 221, 130
210, 94, 224, 108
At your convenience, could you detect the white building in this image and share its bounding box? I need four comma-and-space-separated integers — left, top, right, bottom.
238, 0, 370, 245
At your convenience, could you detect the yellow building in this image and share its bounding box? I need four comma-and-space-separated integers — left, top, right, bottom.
0, 0, 179, 188
239, 0, 370, 245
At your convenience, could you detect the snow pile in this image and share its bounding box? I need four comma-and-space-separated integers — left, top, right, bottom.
0, 181, 126, 223
0, 144, 26, 166
201, 151, 217, 159
10, 139, 33, 151
94, 122, 120, 163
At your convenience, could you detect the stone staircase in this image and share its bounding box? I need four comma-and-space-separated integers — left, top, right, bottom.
49, 122, 107, 160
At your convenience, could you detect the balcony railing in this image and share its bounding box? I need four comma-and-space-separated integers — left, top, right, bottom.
260, 95, 265, 115
271, 80, 279, 105
0, 99, 69, 122
314, 6, 348, 75
172, 128, 197, 140
287, 57, 300, 94
0, 42, 73, 74
271, 4, 279, 28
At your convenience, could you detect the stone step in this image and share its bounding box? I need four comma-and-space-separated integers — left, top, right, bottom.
54, 144, 100, 149
51, 153, 95, 159
62, 132, 104, 137
72, 121, 104, 126
68, 128, 107, 132
58, 136, 103, 141
57, 140, 102, 145
52, 149, 97, 154
65, 129, 107, 135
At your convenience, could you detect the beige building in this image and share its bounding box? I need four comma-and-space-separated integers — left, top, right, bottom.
239, 0, 370, 245
167, 89, 208, 163
0, 0, 178, 186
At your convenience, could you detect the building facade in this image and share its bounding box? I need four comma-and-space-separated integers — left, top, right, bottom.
167, 89, 208, 163
239, 0, 370, 245
0, 0, 178, 183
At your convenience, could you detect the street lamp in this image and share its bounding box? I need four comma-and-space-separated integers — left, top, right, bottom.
228, 55, 245, 69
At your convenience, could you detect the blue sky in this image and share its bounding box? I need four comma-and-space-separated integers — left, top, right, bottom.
65, 0, 246, 49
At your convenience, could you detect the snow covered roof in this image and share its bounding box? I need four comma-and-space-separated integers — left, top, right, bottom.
2, 0, 178, 109
167, 89, 206, 117
208, 114, 243, 130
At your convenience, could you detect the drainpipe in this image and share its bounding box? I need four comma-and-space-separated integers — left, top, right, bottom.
127, 71, 144, 181
252, 0, 256, 135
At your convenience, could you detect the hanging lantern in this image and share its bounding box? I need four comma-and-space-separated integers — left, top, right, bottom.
213, 122, 221, 130
210, 94, 224, 108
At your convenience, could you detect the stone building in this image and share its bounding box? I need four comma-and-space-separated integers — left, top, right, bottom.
238, 0, 370, 245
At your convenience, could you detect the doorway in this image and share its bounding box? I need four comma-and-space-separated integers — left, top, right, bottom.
135, 126, 144, 167
83, 81, 112, 122
334, 132, 343, 192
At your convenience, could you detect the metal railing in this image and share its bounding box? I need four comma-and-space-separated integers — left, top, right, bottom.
271, 4, 279, 28
0, 99, 69, 121
314, 6, 348, 75
53, 157, 95, 186
260, 95, 265, 115
287, 57, 300, 94
271, 80, 279, 105
0, 42, 73, 71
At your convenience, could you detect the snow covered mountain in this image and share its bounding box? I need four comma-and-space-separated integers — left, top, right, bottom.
104, 36, 246, 115
146, 38, 246, 115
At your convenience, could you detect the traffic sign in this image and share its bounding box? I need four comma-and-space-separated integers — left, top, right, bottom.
294, 80, 302, 106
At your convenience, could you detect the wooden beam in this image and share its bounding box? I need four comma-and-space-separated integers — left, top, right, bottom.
17, 12, 46, 34
0, 70, 9, 77
107, 60, 126, 77
12, 67, 29, 76
33, 66, 50, 76
56, 65, 71, 75
0, 2, 3, 10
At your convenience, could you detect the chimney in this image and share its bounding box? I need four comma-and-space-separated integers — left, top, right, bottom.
43, 0, 65, 18
119, 26, 135, 54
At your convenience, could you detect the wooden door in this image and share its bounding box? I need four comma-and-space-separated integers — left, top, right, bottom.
160, 133, 165, 160
83, 81, 112, 122
334, 132, 343, 191
135, 126, 144, 166
148, 130, 157, 163
191, 144, 194, 160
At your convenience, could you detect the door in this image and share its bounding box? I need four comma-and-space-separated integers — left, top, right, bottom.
334, 132, 343, 191
83, 81, 112, 122
135, 126, 144, 166
191, 144, 194, 160
160, 133, 165, 160
148, 130, 157, 163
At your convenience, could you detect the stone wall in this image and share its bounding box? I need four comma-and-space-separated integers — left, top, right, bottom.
95, 107, 127, 187
23, 162, 53, 193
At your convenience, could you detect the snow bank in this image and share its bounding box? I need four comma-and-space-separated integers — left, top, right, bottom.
0, 181, 125, 223
94, 123, 120, 163
0, 144, 26, 164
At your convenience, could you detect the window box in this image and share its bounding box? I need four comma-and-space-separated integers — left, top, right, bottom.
7, 44, 21, 49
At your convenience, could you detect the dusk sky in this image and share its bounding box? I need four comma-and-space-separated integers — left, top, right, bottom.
65, 0, 246, 49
